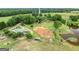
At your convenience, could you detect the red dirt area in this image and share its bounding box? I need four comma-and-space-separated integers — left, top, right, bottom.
34, 27, 53, 39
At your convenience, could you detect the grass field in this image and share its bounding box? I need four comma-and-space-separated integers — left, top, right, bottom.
43, 13, 79, 20
0, 39, 18, 49
43, 13, 79, 16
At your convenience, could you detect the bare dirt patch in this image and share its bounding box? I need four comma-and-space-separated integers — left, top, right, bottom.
34, 27, 53, 39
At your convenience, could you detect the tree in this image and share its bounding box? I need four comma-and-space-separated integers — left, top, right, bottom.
7, 17, 18, 27
25, 32, 33, 39
53, 21, 63, 42
0, 9, 32, 17
6, 31, 23, 39
46, 14, 52, 20
6, 15, 36, 27
23, 15, 36, 24
69, 15, 79, 21
12, 15, 23, 23
68, 15, 79, 27
54, 21, 62, 29
36, 15, 44, 23
30, 24, 34, 30
0, 22, 6, 30
32, 9, 39, 17
16, 32, 24, 37
52, 14, 62, 21
3, 29, 10, 34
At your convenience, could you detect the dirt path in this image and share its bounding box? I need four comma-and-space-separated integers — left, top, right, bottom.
11, 40, 31, 51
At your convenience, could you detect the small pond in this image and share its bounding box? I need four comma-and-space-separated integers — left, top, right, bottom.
71, 28, 79, 38
61, 28, 79, 46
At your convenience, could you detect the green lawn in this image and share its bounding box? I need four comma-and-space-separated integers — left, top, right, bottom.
0, 39, 18, 49
43, 13, 79, 16
43, 13, 79, 20
10, 40, 73, 51
0, 16, 12, 23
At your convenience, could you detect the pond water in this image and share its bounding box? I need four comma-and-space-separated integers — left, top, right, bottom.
61, 28, 79, 46
71, 28, 79, 39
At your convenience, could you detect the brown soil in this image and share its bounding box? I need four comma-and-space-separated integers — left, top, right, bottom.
34, 27, 53, 39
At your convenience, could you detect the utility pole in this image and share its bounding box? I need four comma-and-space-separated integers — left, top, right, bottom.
65, 16, 68, 26
38, 8, 41, 14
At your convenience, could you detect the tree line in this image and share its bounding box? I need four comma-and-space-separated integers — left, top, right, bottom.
0, 13, 62, 30
0, 8, 79, 17
1, 13, 79, 30
41, 8, 79, 13
0, 8, 40, 17
0, 14, 44, 30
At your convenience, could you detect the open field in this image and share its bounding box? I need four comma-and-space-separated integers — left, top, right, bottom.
43, 13, 79, 16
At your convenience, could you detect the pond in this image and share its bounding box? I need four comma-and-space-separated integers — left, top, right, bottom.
61, 28, 79, 46
71, 28, 79, 39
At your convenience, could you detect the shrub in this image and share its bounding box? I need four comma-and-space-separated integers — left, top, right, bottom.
23, 15, 36, 24
46, 14, 52, 20
36, 16, 44, 23
54, 21, 62, 29
16, 32, 24, 37
7, 18, 17, 27
5, 31, 23, 39
69, 15, 79, 21
25, 32, 33, 39
3, 29, 10, 34
51, 14, 63, 21
0, 22, 6, 30
7, 15, 36, 27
